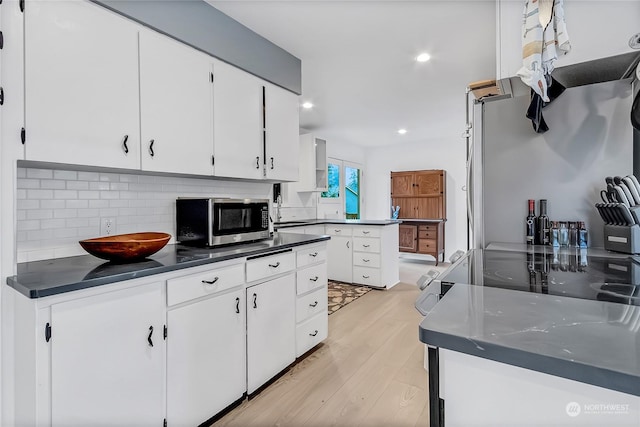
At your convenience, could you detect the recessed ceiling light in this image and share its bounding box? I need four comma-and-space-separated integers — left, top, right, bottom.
416, 53, 431, 63
302, 102, 314, 109
398, 129, 407, 135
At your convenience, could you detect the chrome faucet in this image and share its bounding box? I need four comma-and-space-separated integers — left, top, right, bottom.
276, 194, 283, 222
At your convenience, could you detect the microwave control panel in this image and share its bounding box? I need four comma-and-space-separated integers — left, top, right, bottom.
262, 208, 269, 229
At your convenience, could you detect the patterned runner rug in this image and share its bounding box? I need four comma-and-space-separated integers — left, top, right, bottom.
327, 281, 372, 315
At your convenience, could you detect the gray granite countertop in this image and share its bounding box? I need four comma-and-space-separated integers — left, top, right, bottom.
419, 283, 640, 396
274, 219, 401, 228
7, 233, 330, 299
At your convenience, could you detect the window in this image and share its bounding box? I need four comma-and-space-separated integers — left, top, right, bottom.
345, 165, 360, 219
321, 162, 340, 199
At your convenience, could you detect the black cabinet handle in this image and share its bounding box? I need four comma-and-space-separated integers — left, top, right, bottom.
309, 330, 318, 337
362, 275, 370, 279
268, 262, 280, 268
346, 241, 350, 249
253, 293, 257, 309
0, 87, 4, 105
310, 276, 319, 282
334, 229, 341, 233
122, 135, 129, 154
256, 156, 260, 169
363, 259, 370, 262
149, 139, 155, 157
147, 326, 154, 347
201, 277, 219, 285
309, 301, 318, 307
0, 31, 4, 50
270, 157, 274, 169
362, 231, 370, 234
235, 297, 240, 314
363, 244, 370, 248
309, 252, 318, 257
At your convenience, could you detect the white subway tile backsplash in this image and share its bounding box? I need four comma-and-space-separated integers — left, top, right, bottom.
67, 181, 89, 190
27, 169, 53, 179
41, 180, 66, 190
40, 219, 66, 229
41, 200, 66, 209
66, 200, 89, 209
27, 210, 53, 220
89, 181, 110, 191
18, 179, 40, 189
17, 166, 271, 262
53, 209, 77, 219
27, 189, 54, 199
54, 190, 78, 199
78, 171, 100, 181
54, 170, 77, 180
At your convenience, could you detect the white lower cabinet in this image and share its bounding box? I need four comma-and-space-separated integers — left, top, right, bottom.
325, 225, 353, 283
50, 282, 165, 426
246, 273, 296, 394
167, 288, 245, 427
295, 246, 328, 357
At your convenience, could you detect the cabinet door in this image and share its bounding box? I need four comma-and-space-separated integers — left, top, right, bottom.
25, 0, 140, 169
414, 170, 443, 197
390, 172, 414, 197
326, 236, 353, 283
213, 60, 263, 179
139, 30, 214, 175
393, 198, 418, 219
167, 289, 245, 426
399, 224, 418, 252
264, 83, 300, 181
416, 196, 444, 219
51, 282, 164, 425
246, 274, 296, 394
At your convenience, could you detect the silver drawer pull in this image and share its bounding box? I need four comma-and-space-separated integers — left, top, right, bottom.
309, 330, 318, 337
362, 275, 370, 279
362, 231, 370, 234
309, 301, 318, 307
309, 252, 318, 257
201, 277, 219, 285
363, 259, 370, 262
268, 262, 280, 268
363, 244, 370, 248
310, 276, 319, 282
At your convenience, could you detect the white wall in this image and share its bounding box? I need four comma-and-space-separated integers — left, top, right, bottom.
364, 138, 467, 260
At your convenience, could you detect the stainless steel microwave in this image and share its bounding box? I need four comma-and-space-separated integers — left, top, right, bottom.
176, 198, 271, 247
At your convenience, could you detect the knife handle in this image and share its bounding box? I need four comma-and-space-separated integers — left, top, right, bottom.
613, 186, 631, 206
618, 203, 636, 226
623, 177, 640, 204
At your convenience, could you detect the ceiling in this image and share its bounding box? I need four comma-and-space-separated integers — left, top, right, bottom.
207, 1, 497, 148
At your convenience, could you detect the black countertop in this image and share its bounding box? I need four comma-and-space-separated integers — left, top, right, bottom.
274, 219, 401, 229
7, 233, 330, 299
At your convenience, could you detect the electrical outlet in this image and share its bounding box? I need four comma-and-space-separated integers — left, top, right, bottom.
100, 218, 116, 236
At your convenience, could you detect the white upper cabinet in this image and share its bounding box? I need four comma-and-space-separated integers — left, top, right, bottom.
24, 0, 140, 169
212, 60, 263, 179
139, 30, 214, 175
264, 83, 300, 182
497, 0, 640, 80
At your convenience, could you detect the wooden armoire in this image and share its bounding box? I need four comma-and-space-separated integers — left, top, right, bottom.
391, 169, 446, 264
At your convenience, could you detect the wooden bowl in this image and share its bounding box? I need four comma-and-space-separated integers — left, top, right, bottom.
79, 232, 171, 262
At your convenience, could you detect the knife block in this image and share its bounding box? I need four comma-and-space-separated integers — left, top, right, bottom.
604, 224, 640, 254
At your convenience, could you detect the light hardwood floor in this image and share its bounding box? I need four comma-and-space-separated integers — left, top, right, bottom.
212, 282, 429, 427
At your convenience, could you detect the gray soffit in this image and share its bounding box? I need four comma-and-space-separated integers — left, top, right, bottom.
552, 51, 640, 89
90, 0, 302, 95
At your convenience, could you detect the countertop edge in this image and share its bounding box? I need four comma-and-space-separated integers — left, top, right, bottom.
274, 219, 402, 228
419, 328, 640, 397
7, 235, 331, 299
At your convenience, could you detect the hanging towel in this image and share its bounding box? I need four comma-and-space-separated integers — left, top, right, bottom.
526, 75, 566, 133
517, 0, 571, 102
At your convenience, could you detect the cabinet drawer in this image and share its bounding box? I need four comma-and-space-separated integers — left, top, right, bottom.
353, 237, 380, 253
246, 251, 295, 283
419, 230, 437, 239
352, 226, 380, 238
296, 286, 328, 323
418, 239, 437, 253
418, 224, 437, 232
167, 263, 245, 306
353, 252, 381, 268
324, 225, 352, 237
295, 312, 328, 357
352, 266, 381, 287
296, 262, 328, 295
296, 245, 327, 268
